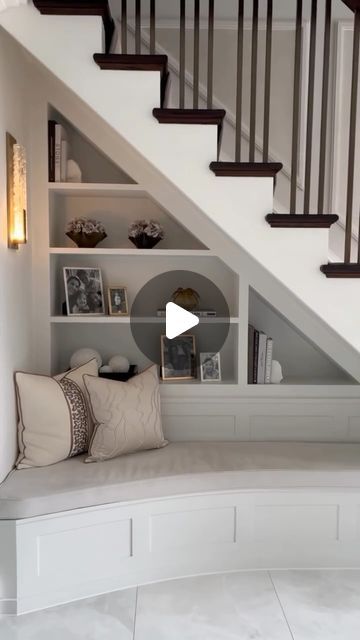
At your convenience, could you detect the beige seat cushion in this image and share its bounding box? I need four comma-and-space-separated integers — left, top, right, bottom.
84, 365, 167, 462
2, 442, 360, 520
15, 359, 98, 469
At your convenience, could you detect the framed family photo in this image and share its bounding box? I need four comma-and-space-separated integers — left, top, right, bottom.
200, 352, 222, 382
108, 286, 129, 316
161, 335, 196, 381
63, 267, 105, 316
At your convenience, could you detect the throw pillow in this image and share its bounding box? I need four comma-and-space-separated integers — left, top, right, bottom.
84, 365, 167, 462
15, 359, 98, 469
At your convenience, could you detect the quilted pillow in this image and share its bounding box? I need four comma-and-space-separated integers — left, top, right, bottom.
15, 359, 98, 469
84, 365, 168, 462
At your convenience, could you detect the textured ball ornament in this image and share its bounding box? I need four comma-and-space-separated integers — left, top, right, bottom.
108, 355, 130, 373
70, 348, 102, 370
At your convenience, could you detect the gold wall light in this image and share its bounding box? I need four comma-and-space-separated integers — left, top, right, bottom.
6, 132, 27, 250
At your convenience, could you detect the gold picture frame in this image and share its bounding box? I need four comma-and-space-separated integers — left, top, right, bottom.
108, 286, 129, 316
161, 335, 196, 381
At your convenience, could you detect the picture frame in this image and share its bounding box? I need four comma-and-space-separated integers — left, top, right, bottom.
108, 286, 129, 316
63, 267, 105, 316
200, 352, 222, 382
161, 335, 196, 381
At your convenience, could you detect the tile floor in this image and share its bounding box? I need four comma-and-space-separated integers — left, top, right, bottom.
1, 570, 360, 639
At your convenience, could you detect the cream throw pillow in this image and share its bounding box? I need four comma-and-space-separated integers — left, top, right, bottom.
84, 365, 167, 462
15, 359, 98, 469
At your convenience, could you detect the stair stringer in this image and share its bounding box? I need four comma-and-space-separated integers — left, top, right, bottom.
1, 5, 360, 378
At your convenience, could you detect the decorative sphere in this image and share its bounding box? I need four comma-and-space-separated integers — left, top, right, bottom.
70, 348, 102, 369
108, 355, 130, 373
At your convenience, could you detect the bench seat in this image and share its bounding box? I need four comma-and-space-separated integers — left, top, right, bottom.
2, 441, 360, 520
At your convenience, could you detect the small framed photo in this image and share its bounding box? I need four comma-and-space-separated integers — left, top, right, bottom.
108, 286, 129, 316
200, 352, 222, 382
63, 267, 105, 316
161, 335, 196, 381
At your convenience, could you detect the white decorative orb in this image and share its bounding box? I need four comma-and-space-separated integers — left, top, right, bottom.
99, 365, 112, 373
270, 360, 283, 384
70, 348, 102, 369
108, 355, 130, 373
67, 159, 82, 183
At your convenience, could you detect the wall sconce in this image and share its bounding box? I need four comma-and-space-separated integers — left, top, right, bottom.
6, 132, 27, 250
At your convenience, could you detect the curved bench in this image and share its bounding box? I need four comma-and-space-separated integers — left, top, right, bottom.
1, 441, 360, 614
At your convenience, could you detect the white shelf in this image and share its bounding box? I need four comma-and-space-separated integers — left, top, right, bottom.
50, 316, 240, 324
48, 183, 147, 197
49, 248, 213, 256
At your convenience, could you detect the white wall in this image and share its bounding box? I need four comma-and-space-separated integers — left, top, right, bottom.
0, 27, 33, 482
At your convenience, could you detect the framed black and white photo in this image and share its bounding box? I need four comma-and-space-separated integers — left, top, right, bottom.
200, 352, 222, 382
108, 286, 129, 316
161, 335, 196, 380
63, 267, 105, 316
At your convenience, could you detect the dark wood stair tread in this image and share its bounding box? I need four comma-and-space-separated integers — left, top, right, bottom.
153, 109, 226, 126
209, 162, 282, 177
266, 214, 339, 228
93, 54, 168, 73
320, 263, 360, 277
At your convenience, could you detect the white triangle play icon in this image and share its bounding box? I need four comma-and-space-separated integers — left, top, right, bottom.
166, 302, 199, 339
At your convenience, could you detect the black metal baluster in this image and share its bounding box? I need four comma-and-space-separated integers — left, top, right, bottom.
249, 0, 259, 162
207, 0, 214, 109
235, 0, 244, 161
135, 0, 141, 54
150, 0, 155, 54
318, 0, 331, 215
290, 0, 302, 214
179, 0, 186, 108
193, 0, 200, 108
345, 9, 360, 263
303, 0, 317, 214
263, 0, 273, 163
121, 0, 127, 54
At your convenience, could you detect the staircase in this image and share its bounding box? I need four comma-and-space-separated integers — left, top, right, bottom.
1, 0, 360, 376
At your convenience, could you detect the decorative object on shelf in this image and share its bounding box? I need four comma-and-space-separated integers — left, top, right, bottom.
99, 364, 138, 382
270, 360, 283, 384
6, 132, 27, 250
128, 219, 164, 249
200, 352, 222, 382
67, 158, 82, 183
64, 267, 105, 316
70, 348, 103, 369
108, 286, 129, 316
99, 365, 112, 374
161, 335, 196, 381
108, 355, 130, 373
171, 287, 200, 311
66, 217, 107, 248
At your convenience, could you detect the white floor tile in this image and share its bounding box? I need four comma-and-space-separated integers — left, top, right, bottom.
134, 572, 293, 640
0, 588, 137, 640
271, 570, 360, 640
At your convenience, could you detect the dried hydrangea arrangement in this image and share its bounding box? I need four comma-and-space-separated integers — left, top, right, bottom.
66, 218, 107, 248
128, 219, 165, 249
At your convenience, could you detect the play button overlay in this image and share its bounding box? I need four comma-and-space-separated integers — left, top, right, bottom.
130, 270, 230, 368
166, 302, 199, 339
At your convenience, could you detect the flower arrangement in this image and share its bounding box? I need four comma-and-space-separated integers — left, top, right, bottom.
66, 217, 107, 248
128, 219, 164, 249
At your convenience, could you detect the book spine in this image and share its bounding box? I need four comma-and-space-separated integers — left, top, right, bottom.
48, 120, 56, 182
264, 338, 273, 384
54, 124, 62, 182
253, 330, 259, 384
257, 333, 267, 384
247, 325, 255, 384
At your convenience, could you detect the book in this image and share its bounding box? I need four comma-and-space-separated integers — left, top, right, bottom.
264, 337, 273, 384
248, 324, 255, 384
257, 332, 267, 384
54, 124, 67, 182
156, 309, 216, 318
253, 329, 259, 383
48, 120, 57, 182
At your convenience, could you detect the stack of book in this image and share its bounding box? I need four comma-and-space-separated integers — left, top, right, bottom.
156, 309, 216, 318
48, 120, 68, 182
248, 324, 273, 384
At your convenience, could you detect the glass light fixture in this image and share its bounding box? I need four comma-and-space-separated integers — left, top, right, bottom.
6, 132, 27, 249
